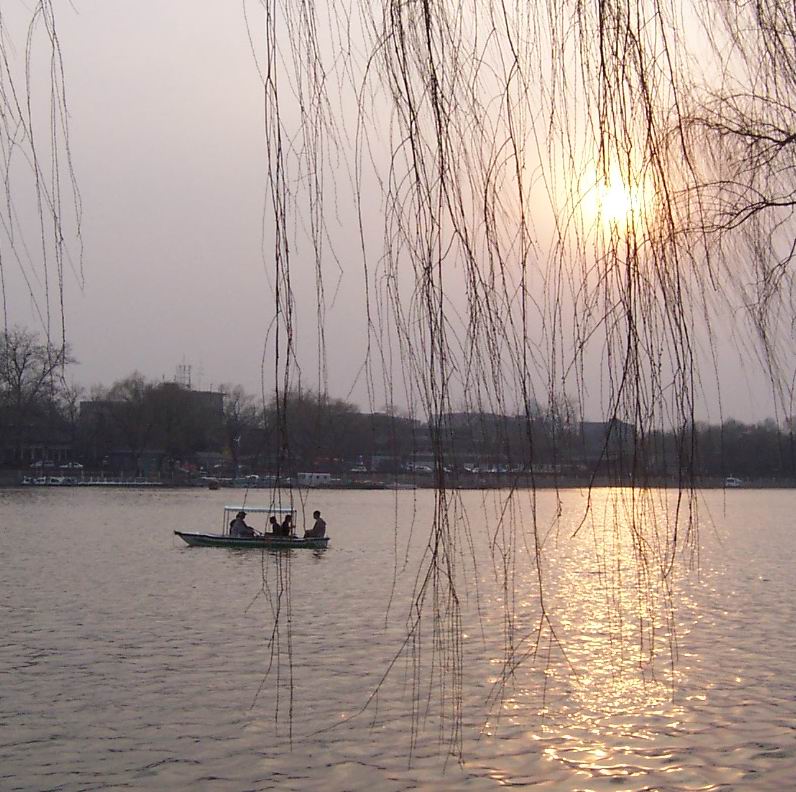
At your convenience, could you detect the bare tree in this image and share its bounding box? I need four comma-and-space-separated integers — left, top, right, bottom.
106, 373, 157, 476
222, 384, 260, 476
0, 326, 74, 461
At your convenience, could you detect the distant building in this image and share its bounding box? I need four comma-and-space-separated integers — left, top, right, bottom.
578, 420, 635, 464
297, 472, 333, 486
187, 389, 224, 417
78, 383, 224, 470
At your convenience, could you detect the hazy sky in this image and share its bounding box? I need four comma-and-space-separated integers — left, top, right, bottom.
3, 1, 788, 422
8, 2, 371, 399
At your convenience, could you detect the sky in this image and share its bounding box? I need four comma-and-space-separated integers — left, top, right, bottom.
7, 1, 376, 401
2, 1, 790, 423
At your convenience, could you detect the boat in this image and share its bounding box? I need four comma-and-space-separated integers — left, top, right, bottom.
174, 531, 329, 549
174, 504, 330, 549
724, 476, 743, 488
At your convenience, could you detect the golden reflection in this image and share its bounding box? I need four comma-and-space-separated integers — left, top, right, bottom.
480, 487, 689, 786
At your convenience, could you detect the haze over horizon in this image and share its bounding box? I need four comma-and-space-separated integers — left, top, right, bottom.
2, 1, 791, 424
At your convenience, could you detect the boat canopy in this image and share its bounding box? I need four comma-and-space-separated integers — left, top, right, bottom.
224, 504, 295, 514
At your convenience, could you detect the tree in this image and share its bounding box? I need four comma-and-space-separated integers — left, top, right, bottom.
105, 373, 157, 475
250, 0, 796, 748
0, 327, 75, 463
57, 381, 85, 450
148, 382, 221, 468
222, 385, 260, 475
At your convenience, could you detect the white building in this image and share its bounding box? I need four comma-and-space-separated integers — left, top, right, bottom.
297, 472, 333, 487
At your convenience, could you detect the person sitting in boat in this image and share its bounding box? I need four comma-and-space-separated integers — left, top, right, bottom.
268, 515, 280, 535
230, 511, 255, 538
304, 510, 326, 538
280, 513, 294, 536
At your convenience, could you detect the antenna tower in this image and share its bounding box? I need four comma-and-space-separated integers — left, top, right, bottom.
176, 363, 192, 389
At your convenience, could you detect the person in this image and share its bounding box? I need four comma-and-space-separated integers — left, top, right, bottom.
268, 515, 280, 535
230, 511, 255, 537
304, 510, 326, 538
280, 513, 293, 537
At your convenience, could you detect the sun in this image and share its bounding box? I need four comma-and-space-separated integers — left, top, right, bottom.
581, 164, 652, 233
599, 181, 634, 222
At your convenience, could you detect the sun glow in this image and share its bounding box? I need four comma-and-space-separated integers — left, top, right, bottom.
600, 181, 635, 221
582, 165, 653, 234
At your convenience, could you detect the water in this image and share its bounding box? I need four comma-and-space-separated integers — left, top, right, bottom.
1, 486, 794, 790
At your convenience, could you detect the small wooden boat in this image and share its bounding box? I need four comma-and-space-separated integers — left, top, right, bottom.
174, 531, 329, 549
175, 504, 329, 549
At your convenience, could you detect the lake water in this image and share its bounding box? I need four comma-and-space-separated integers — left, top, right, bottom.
1, 486, 795, 790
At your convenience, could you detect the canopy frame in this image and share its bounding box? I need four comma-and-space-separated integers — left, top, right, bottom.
222, 504, 296, 535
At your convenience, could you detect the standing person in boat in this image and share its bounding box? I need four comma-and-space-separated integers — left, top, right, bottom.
230, 511, 255, 537
304, 510, 326, 538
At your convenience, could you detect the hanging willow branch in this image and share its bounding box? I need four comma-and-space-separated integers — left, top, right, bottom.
0, 1, 81, 350
10, 0, 795, 756
246, 0, 796, 750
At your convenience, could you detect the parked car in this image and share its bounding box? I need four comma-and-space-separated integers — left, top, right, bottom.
60, 461, 84, 470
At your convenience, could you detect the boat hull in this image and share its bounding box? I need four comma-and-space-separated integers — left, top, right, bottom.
175, 531, 329, 549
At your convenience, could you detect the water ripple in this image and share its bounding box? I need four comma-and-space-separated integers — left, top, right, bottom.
1, 487, 795, 789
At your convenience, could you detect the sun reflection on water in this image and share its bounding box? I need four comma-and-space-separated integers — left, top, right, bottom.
478, 487, 695, 786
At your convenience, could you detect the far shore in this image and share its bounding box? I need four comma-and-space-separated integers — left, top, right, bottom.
3, 470, 794, 491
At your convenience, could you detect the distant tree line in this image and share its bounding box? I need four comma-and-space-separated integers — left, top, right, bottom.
1, 326, 795, 481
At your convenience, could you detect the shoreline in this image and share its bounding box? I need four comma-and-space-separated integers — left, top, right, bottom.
3, 471, 794, 490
